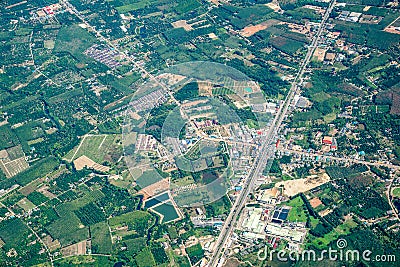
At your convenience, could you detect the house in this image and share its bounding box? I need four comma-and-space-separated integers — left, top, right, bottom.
322, 136, 333, 145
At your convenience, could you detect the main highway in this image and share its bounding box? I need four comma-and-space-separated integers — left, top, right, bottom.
207, 1, 336, 266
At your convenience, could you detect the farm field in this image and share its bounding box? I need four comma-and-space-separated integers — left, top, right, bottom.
64, 134, 120, 164
9, 156, 59, 187
135, 247, 156, 267
0, 218, 29, 245
109, 210, 153, 228
46, 212, 89, 246
136, 169, 164, 188
54, 24, 97, 61
90, 221, 112, 254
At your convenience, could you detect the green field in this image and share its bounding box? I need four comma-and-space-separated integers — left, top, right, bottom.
54, 24, 96, 59
46, 212, 89, 246
26, 191, 49, 206
136, 170, 164, 188
90, 221, 112, 254
186, 243, 204, 265
109, 211, 154, 237
152, 201, 180, 223
285, 197, 308, 223
0, 218, 29, 245
56, 189, 105, 217
135, 247, 156, 267
124, 237, 147, 254
64, 134, 118, 163
116, 2, 149, 13
269, 36, 305, 55
53, 255, 114, 267
12, 156, 59, 186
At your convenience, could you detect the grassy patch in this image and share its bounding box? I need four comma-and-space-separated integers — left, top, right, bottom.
392, 187, 400, 197
54, 25, 96, 60
135, 247, 156, 267
64, 134, 118, 163
286, 196, 308, 223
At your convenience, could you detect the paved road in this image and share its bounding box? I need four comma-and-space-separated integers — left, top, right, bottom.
207, 1, 336, 266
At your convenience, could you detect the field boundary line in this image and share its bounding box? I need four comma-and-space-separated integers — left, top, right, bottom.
98, 135, 107, 150
69, 135, 87, 162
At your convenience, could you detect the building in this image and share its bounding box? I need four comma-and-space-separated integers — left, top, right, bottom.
322, 136, 333, 145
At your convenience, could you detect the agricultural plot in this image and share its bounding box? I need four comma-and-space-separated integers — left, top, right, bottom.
0, 125, 19, 150
109, 210, 154, 237
136, 169, 164, 188
106, 0, 154, 13
13, 121, 46, 144
54, 24, 97, 61
26, 191, 49, 206
16, 198, 36, 211
151, 245, 169, 265
185, 243, 204, 265
74, 203, 106, 226
90, 221, 112, 254
46, 189, 105, 246
0, 145, 29, 178
123, 237, 147, 254
65, 134, 119, 164
269, 36, 305, 55
53, 255, 114, 266
56, 189, 105, 217
46, 212, 89, 246
135, 247, 156, 267
9, 156, 58, 187
0, 218, 29, 245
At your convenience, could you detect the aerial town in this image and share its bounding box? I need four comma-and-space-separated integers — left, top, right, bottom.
0, 0, 400, 266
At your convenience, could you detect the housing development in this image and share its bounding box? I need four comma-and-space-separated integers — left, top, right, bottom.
0, 0, 400, 266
